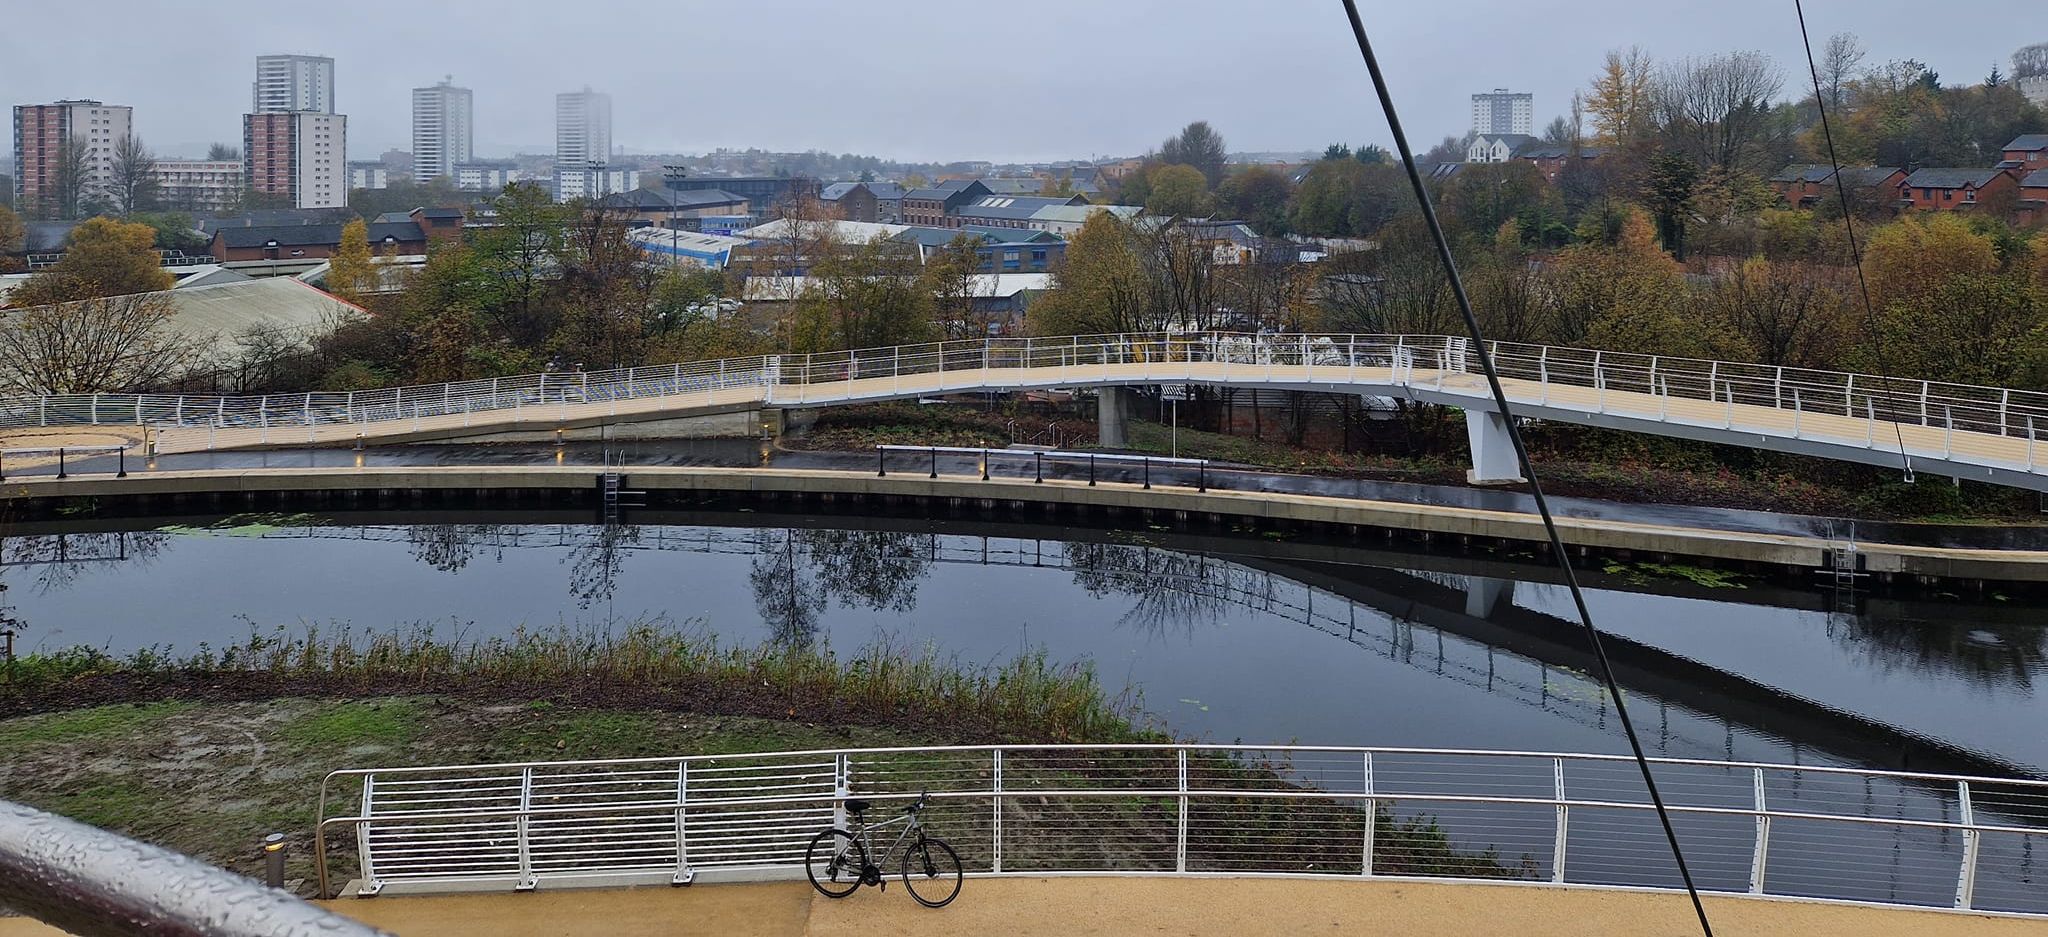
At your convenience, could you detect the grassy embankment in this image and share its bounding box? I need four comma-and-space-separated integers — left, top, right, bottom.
0, 623, 1521, 893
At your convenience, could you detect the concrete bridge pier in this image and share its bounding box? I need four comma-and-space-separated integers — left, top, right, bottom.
1097, 387, 1131, 449
1464, 410, 1526, 486
1463, 576, 1515, 619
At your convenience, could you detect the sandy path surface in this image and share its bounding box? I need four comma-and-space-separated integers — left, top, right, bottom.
5, 877, 2031, 936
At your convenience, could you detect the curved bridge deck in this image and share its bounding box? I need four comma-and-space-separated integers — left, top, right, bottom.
15, 334, 2048, 491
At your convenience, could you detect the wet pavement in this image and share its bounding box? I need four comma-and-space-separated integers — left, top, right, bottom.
20, 437, 2048, 551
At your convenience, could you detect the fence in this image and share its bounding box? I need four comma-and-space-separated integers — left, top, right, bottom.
7, 334, 2047, 463
314, 743, 2048, 916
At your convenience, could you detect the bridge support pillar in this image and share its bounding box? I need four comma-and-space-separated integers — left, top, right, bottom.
1464, 410, 1526, 486
1097, 387, 1130, 449
1464, 577, 1515, 619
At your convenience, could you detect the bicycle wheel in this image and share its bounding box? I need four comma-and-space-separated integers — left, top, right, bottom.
805, 828, 865, 899
899, 836, 963, 908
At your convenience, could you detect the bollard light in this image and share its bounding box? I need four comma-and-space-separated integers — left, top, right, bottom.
263, 832, 287, 889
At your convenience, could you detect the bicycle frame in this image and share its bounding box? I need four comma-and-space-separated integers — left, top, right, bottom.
847, 809, 924, 869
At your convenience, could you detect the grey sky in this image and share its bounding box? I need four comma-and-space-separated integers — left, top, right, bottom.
2, 1, 2032, 164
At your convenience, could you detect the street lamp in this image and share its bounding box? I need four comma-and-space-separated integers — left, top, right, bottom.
663, 163, 689, 266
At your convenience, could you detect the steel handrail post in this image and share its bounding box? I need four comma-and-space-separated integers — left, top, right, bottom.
1551, 757, 1568, 883
930, 447, 938, 479
1175, 748, 1189, 874
1945, 406, 1954, 458
1360, 751, 1376, 876
673, 762, 691, 884
1749, 767, 1770, 894
1921, 380, 1930, 425
1792, 389, 1802, 438
1773, 366, 1782, 410
991, 749, 1003, 874
1845, 373, 1855, 417
1955, 780, 1979, 909
2030, 416, 2037, 472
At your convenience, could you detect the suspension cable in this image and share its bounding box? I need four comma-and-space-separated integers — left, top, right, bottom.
1793, 0, 1914, 481
1333, 3, 1714, 934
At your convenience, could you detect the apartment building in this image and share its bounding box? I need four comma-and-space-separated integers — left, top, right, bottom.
245, 111, 348, 209
11, 99, 131, 213
412, 79, 473, 181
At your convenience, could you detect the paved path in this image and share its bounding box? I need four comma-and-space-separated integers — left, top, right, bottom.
4, 878, 2032, 936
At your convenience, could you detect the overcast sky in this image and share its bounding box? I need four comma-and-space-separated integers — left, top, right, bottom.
1, 1, 2031, 164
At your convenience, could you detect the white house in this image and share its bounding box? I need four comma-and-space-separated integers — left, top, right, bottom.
1466, 133, 1537, 164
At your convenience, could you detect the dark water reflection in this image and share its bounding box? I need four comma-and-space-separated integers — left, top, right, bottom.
3, 512, 2045, 779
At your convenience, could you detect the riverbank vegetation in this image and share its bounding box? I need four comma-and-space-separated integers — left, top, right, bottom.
0, 624, 1522, 892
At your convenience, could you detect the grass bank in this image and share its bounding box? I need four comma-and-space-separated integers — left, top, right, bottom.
1, 623, 1147, 743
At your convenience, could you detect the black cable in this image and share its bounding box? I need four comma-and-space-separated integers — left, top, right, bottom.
1334, 3, 1714, 934
1793, 0, 1914, 481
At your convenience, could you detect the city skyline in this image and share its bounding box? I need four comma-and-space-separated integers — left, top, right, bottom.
0, 0, 2033, 165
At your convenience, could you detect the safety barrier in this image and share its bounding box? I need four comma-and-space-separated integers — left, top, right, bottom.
314, 743, 2048, 916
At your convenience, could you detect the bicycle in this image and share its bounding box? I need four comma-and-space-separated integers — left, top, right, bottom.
804, 791, 963, 908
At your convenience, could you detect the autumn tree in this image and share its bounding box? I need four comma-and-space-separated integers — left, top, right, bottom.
1025, 213, 1153, 336
1700, 258, 1853, 367
327, 218, 376, 303
1586, 46, 1657, 143
0, 206, 24, 274
919, 235, 989, 340
5, 217, 173, 306
1862, 213, 1999, 311
0, 292, 200, 393
1144, 164, 1213, 218
108, 134, 159, 215
1288, 160, 1406, 237
1159, 121, 1228, 189
789, 236, 933, 352
1216, 166, 1293, 236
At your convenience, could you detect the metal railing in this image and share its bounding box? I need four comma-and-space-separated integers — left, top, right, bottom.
313, 743, 2048, 916
0, 444, 134, 480
0, 798, 385, 937
875, 444, 1211, 488
7, 333, 2048, 471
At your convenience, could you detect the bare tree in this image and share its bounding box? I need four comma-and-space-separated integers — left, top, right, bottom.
1819, 33, 1866, 108
2013, 42, 2048, 79
39, 135, 90, 221
0, 292, 201, 393
1654, 51, 1786, 173
108, 134, 158, 215
206, 142, 241, 162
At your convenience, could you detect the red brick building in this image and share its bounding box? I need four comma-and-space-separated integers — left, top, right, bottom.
2001, 134, 2048, 173
1895, 167, 2020, 212
2020, 169, 2048, 226
1769, 164, 1905, 208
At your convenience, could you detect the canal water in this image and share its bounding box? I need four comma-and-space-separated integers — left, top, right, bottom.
4, 508, 2042, 779
9, 508, 2045, 909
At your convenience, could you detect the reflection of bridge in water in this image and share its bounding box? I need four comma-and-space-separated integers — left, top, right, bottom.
79, 516, 2012, 782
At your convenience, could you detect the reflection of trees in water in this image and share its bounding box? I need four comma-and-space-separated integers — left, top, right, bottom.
747, 529, 935, 648
564, 524, 642, 609
1065, 542, 1242, 636
0, 531, 171, 594
406, 524, 511, 573
1830, 612, 2047, 690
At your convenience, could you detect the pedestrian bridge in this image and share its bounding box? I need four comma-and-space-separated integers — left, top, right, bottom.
13, 334, 2048, 491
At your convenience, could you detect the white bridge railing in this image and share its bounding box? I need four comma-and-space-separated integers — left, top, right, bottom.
7, 333, 2046, 439
11, 334, 2048, 476
314, 743, 2048, 916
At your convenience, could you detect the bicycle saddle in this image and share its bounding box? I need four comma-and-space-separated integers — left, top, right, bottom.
843, 799, 870, 816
